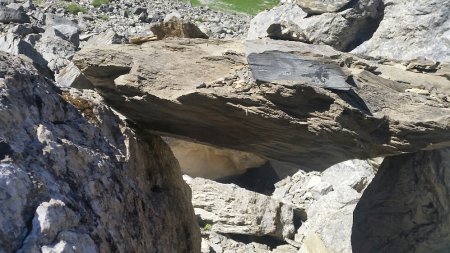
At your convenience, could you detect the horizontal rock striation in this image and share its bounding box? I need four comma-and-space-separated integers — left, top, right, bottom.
74, 38, 450, 170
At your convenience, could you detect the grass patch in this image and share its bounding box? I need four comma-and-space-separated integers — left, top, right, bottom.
92, 0, 110, 8
66, 3, 87, 14
34, 0, 45, 6
188, 0, 278, 15
100, 14, 110, 21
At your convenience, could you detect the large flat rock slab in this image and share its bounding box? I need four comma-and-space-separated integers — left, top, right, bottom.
73, 38, 450, 170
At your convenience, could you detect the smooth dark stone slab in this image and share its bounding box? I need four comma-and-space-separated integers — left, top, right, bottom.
247, 51, 352, 90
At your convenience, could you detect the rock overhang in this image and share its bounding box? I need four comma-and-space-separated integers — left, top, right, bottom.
73, 38, 450, 171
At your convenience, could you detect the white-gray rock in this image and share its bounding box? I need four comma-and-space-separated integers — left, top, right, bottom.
187, 177, 299, 240
35, 26, 78, 71
0, 33, 48, 68
0, 163, 32, 251
247, 0, 382, 51
53, 24, 80, 47
296, 186, 360, 253
352, 0, 450, 61
85, 30, 124, 46
55, 62, 93, 89
273, 159, 378, 253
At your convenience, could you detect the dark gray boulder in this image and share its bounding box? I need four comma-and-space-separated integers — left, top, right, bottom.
0, 7, 30, 23
353, 148, 450, 253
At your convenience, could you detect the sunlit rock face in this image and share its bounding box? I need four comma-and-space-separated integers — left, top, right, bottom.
0, 52, 200, 253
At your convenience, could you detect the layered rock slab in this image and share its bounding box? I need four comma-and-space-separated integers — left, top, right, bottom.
74, 38, 450, 170
0, 52, 200, 252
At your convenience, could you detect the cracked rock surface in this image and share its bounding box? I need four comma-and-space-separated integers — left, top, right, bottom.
74, 38, 450, 170
0, 52, 200, 253
247, 0, 383, 51
352, 0, 450, 61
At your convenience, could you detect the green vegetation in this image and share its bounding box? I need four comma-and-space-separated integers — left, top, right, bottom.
34, 0, 45, 6
100, 14, 110, 21
193, 16, 205, 22
203, 224, 212, 231
66, 3, 87, 14
92, 0, 110, 8
188, 0, 278, 15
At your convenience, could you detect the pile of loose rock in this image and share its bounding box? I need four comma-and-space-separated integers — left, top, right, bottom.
187, 159, 380, 253
9, 0, 250, 39
0, 0, 250, 74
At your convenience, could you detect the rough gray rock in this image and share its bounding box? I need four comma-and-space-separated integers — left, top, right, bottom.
85, 30, 124, 46
9, 24, 34, 36
0, 7, 30, 23
0, 52, 200, 252
0, 33, 48, 68
273, 159, 378, 253
200, 231, 299, 253
0, 163, 32, 252
55, 62, 93, 89
73, 38, 450, 170
273, 159, 377, 210
52, 23, 80, 47
186, 176, 299, 241
35, 26, 78, 71
352, 0, 450, 61
200, 232, 272, 253
247, 0, 383, 51
353, 148, 450, 253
